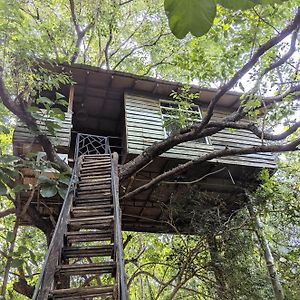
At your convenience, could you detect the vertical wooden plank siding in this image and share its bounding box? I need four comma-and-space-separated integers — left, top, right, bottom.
124, 93, 276, 168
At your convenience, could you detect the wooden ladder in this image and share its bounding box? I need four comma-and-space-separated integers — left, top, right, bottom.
33, 153, 128, 300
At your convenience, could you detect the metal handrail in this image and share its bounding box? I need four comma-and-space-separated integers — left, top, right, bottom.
111, 152, 128, 300
75, 133, 110, 158
33, 133, 127, 299
32, 155, 79, 299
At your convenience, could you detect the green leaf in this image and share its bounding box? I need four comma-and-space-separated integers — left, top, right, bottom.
0, 125, 10, 134
17, 245, 28, 254
29, 250, 38, 266
0, 181, 7, 196
40, 185, 57, 198
27, 106, 40, 113
218, 0, 256, 10
57, 99, 68, 107
6, 231, 14, 243
164, 0, 216, 39
45, 121, 61, 135
36, 96, 53, 105
55, 92, 65, 99
1, 167, 18, 179
239, 82, 245, 92
13, 184, 30, 193
11, 258, 23, 268
259, 0, 287, 4
218, 0, 287, 10
0, 155, 19, 164
25, 264, 32, 278
37, 175, 54, 185
58, 186, 67, 199
51, 107, 65, 120
58, 176, 70, 185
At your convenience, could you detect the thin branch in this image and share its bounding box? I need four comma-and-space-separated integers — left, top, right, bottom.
141, 52, 174, 76
1, 218, 19, 297
109, 12, 148, 59
120, 8, 300, 181
161, 167, 226, 185
261, 28, 299, 77
120, 0, 134, 5
252, 8, 280, 33
112, 31, 170, 70
122, 137, 300, 201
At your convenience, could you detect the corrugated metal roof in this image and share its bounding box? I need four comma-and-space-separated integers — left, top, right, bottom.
46, 63, 243, 137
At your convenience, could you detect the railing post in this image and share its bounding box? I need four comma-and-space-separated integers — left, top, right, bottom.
111, 152, 128, 300
32, 176, 77, 299
32, 157, 80, 299
74, 133, 80, 161
105, 137, 110, 154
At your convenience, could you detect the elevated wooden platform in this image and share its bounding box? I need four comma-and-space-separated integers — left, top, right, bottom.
120, 154, 266, 233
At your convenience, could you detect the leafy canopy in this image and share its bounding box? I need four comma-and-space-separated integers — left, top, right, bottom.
165, 0, 288, 38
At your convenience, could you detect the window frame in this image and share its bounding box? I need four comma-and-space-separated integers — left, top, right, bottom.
159, 99, 211, 145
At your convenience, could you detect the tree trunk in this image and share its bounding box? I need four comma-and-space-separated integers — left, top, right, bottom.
248, 204, 285, 300
206, 233, 228, 300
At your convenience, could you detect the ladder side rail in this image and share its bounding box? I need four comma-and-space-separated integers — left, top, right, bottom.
32, 159, 79, 300
111, 152, 128, 300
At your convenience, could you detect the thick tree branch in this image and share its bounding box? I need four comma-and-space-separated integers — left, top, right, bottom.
69, 0, 81, 35
69, 0, 96, 63
122, 137, 300, 201
104, 19, 114, 70
0, 208, 15, 218
207, 120, 300, 141
0, 68, 70, 173
120, 8, 300, 181
13, 277, 34, 299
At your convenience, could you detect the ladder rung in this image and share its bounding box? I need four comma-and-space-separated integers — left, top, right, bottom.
56, 262, 115, 276
78, 184, 111, 191
69, 216, 114, 229
51, 285, 114, 299
79, 178, 111, 186
74, 202, 112, 208
80, 163, 111, 171
77, 188, 111, 195
71, 208, 112, 218
76, 193, 112, 200
66, 230, 113, 243
62, 245, 114, 259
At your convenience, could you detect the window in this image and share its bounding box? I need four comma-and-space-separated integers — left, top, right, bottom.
160, 100, 208, 144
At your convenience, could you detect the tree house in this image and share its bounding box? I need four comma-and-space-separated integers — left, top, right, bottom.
12, 64, 277, 299
13, 63, 276, 233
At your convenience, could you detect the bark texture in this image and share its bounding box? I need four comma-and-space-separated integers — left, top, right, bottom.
248, 204, 285, 300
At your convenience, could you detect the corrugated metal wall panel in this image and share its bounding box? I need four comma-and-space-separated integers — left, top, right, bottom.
13, 112, 72, 149
125, 93, 276, 168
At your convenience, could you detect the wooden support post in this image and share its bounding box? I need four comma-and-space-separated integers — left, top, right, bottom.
68, 86, 75, 114
112, 153, 129, 300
